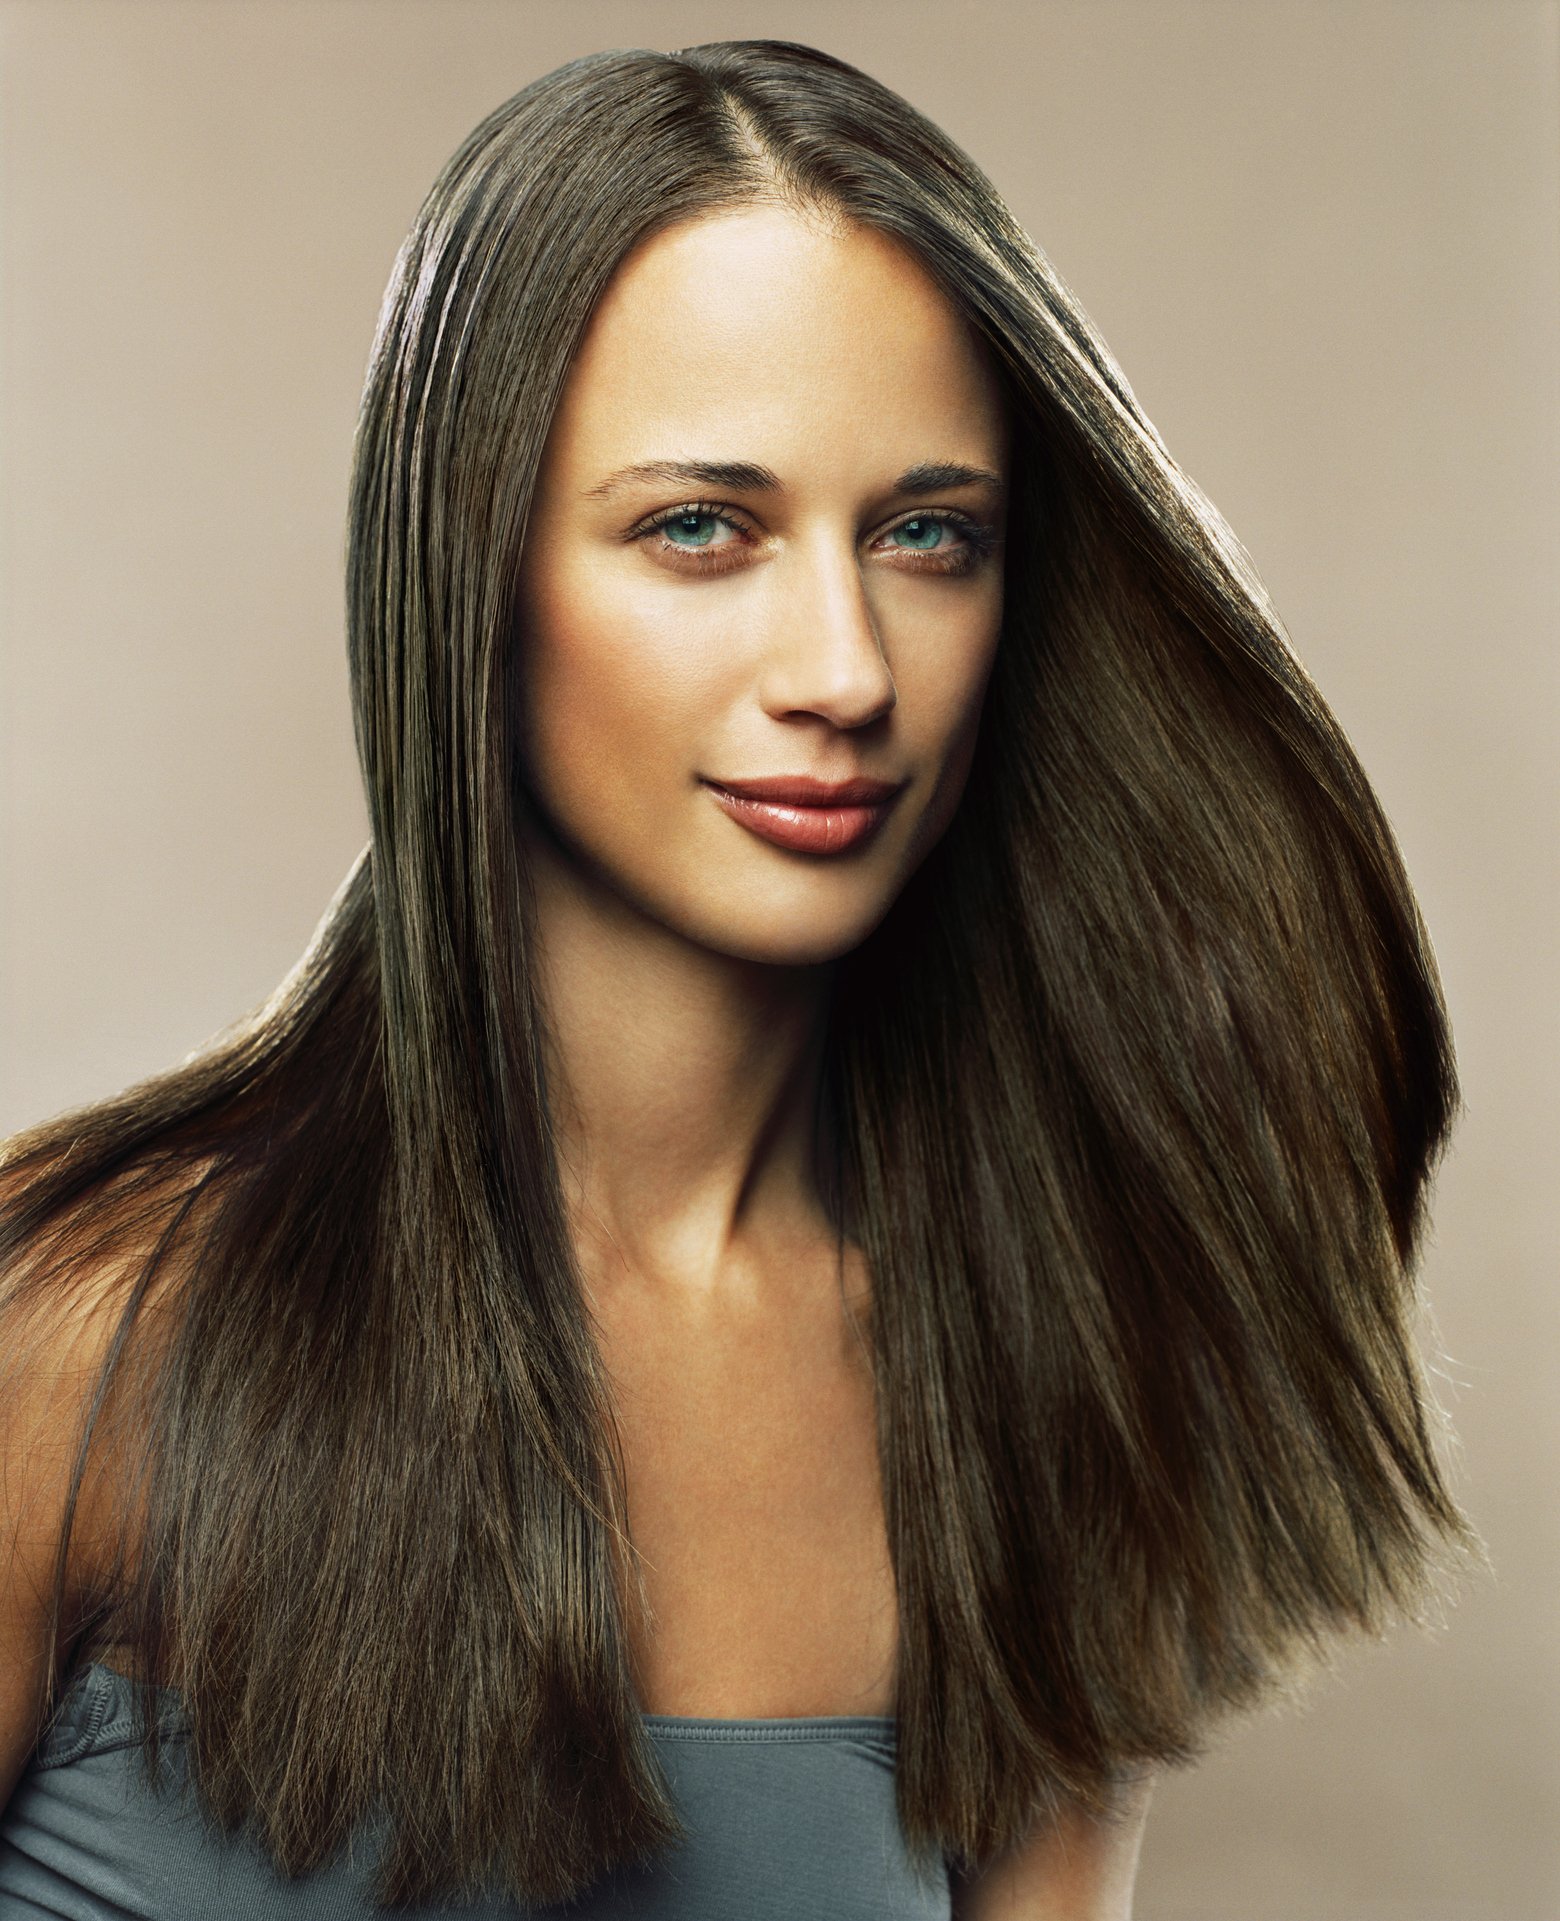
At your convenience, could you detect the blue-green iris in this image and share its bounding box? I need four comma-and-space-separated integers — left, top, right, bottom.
665, 513, 718, 546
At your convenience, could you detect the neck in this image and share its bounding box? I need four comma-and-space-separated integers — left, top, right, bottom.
524, 820, 841, 1302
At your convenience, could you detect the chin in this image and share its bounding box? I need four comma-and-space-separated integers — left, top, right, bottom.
709, 900, 898, 969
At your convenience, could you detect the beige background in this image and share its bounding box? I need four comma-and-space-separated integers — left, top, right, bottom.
1, 2, 1554, 1915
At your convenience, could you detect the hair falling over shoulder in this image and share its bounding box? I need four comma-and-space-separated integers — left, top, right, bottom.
0, 38, 1481, 1909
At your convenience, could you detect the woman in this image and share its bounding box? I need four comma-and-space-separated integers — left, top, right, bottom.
0, 37, 1475, 1920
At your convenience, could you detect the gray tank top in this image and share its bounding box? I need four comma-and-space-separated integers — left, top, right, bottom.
0, 1662, 950, 1917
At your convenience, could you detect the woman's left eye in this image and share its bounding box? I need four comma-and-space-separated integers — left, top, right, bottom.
880, 515, 995, 571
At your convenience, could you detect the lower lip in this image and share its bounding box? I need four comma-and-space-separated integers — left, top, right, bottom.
702, 782, 898, 854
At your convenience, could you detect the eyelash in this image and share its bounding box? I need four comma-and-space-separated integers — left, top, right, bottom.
630, 500, 1000, 577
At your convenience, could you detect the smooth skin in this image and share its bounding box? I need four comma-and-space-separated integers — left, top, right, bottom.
513, 200, 1154, 1917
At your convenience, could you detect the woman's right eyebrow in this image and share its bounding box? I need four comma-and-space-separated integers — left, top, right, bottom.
583, 458, 781, 501
583, 456, 1004, 502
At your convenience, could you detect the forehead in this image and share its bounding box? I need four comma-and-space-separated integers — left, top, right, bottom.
541, 203, 1007, 484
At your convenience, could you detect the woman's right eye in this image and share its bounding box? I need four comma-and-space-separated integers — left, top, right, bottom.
632, 503, 753, 572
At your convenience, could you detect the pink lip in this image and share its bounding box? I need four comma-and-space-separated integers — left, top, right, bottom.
701, 774, 905, 855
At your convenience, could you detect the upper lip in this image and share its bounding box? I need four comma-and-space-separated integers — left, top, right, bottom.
703, 773, 906, 807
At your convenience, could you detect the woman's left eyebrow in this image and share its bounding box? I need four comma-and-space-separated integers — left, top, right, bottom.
582, 457, 1005, 502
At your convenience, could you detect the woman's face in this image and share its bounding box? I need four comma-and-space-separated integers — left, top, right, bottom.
514, 202, 1009, 966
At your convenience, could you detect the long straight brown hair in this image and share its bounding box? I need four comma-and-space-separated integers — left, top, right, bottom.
1, 38, 1477, 1909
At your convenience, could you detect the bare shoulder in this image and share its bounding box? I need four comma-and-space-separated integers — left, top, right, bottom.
0, 1149, 211, 1808
948, 1768, 1158, 1921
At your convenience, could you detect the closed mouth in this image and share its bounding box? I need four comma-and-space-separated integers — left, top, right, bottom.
700, 777, 904, 856
700, 775, 905, 807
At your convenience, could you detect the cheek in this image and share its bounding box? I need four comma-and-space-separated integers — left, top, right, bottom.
899, 577, 1002, 740
515, 567, 721, 829
894, 594, 1003, 845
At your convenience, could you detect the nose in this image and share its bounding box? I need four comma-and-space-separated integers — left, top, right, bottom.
758, 529, 897, 730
